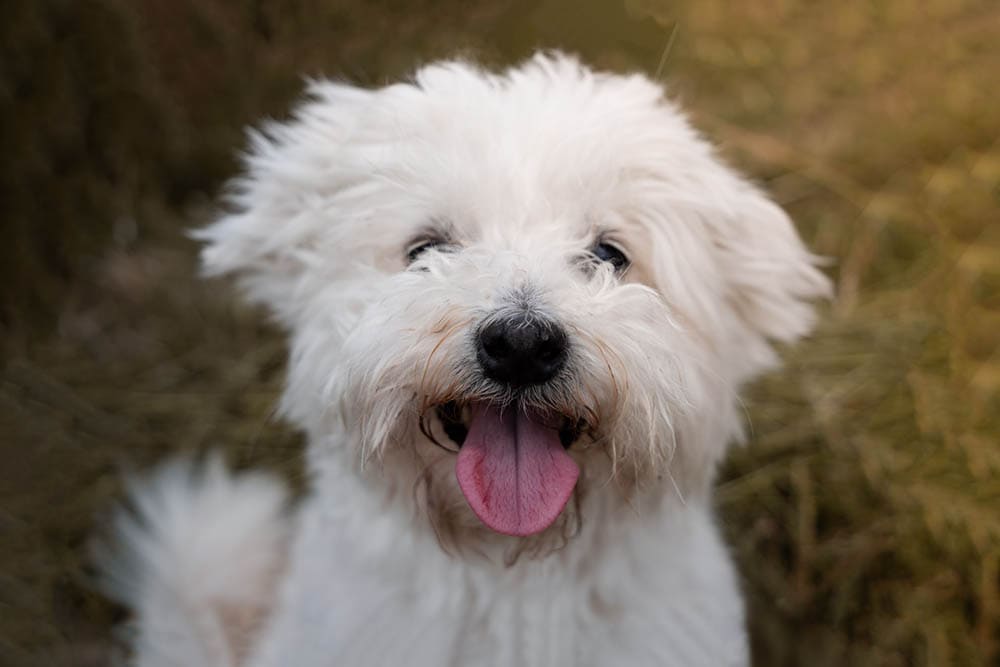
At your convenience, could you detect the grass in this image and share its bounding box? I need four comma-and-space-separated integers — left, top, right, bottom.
1, 1, 997, 665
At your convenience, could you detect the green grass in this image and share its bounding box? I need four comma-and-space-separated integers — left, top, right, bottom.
2, 1, 997, 665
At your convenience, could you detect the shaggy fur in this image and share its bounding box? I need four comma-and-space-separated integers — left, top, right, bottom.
103, 52, 830, 666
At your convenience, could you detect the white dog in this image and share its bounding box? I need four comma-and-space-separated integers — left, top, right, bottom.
103, 52, 830, 667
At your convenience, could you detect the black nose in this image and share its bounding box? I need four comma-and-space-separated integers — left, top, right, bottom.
476, 314, 568, 387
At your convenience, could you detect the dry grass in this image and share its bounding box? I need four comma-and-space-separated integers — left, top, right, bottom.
1, 1, 997, 665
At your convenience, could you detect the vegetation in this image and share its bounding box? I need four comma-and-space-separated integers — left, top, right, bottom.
1, 1, 997, 664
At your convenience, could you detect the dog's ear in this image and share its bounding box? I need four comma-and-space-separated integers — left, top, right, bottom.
641, 130, 832, 384
193, 81, 372, 324
713, 174, 831, 334
701, 170, 832, 382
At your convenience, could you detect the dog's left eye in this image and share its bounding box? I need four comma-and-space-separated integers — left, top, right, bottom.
406, 238, 451, 264
590, 242, 630, 273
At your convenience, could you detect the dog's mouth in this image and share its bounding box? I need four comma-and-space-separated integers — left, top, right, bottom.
432, 400, 583, 537
435, 401, 585, 450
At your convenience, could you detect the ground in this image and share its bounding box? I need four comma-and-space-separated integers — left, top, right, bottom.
1, 1, 998, 665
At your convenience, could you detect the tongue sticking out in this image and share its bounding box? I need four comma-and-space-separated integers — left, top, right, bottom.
455, 403, 579, 537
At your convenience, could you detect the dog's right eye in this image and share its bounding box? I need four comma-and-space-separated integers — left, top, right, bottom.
589, 241, 630, 275
406, 238, 450, 264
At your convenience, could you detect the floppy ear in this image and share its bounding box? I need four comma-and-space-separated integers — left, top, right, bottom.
634, 94, 832, 386
193, 81, 373, 324
705, 173, 832, 383
714, 177, 831, 335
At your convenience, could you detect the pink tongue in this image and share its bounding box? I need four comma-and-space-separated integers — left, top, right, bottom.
455, 403, 579, 537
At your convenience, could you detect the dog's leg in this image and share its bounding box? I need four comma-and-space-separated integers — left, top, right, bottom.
97, 458, 291, 667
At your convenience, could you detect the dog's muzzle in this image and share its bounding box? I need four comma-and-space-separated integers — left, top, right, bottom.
426, 311, 581, 538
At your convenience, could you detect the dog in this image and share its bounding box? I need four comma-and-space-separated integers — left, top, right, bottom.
102, 52, 830, 666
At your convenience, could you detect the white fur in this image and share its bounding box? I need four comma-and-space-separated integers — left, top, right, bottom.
104, 52, 830, 666
100, 458, 290, 666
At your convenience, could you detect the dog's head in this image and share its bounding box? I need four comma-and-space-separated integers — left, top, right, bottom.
198, 53, 829, 551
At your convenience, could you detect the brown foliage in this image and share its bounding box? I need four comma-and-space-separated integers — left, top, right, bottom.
1, 1, 997, 665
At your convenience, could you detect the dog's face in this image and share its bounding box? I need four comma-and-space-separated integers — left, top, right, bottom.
199, 54, 829, 549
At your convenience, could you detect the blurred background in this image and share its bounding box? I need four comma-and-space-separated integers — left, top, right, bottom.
1, 0, 998, 665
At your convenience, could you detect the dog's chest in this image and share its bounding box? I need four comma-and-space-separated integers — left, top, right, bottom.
247, 492, 748, 667
447, 566, 609, 667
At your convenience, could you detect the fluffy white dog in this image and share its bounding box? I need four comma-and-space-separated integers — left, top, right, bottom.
104, 52, 830, 666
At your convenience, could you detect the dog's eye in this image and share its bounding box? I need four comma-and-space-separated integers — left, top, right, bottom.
406, 238, 450, 264
591, 242, 630, 273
